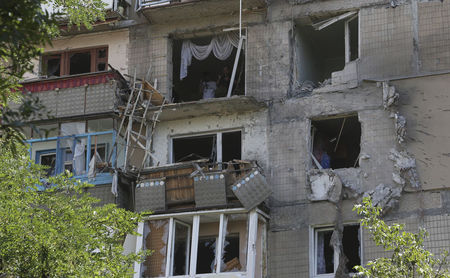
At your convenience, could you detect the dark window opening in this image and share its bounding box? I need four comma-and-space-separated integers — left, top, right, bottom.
173, 134, 216, 163
343, 225, 361, 273
44, 55, 61, 77
39, 153, 56, 177
296, 22, 345, 84
222, 235, 240, 271
311, 114, 361, 169
172, 222, 190, 276
196, 236, 216, 274
296, 12, 358, 85
349, 16, 359, 62
172, 36, 245, 103
316, 229, 334, 274
70, 52, 91, 75
222, 131, 241, 163
316, 225, 361, 275
172, 131, 242, 163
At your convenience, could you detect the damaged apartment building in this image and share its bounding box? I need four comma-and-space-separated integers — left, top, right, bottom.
17, 0, 450, 277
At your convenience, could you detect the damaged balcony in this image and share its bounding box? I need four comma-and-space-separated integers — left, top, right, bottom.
135, 160, 271, 213
137, 0, 267, 23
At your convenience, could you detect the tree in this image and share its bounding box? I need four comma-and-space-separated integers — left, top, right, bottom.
0, 0, 107, 149
353, 197, 449, 278
0, 143, 147, 277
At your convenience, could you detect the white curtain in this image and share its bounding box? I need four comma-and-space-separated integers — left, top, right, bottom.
60, 122, 86, 176
180, 32, 241, 80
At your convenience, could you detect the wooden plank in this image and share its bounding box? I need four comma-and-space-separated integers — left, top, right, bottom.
142, 81, 165, 106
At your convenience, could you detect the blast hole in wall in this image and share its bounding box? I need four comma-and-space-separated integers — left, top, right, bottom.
311, 114, 361, 169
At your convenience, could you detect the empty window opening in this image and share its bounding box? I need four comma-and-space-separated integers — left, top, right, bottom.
172, 131, 241, 163
70, 52, 91, 75
314, 225, 361, 277
343, 225, 361, 273
172, 34, 245, 103
348, 16, 359, 62
296, 12, 358, 85
311, 115, 361, 169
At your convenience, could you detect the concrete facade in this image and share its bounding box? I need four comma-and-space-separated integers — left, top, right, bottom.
21, 0, 450, 277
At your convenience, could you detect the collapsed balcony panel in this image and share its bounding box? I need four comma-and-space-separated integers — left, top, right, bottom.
311, 114, 361, 169
136, 160, 268, 213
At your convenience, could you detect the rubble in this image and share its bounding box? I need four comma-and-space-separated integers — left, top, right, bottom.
394, 113, 407, 144
363, 183, 402, 213
389, 148, 421, 188
382, 81, 399, 109
308, 169, 342, 203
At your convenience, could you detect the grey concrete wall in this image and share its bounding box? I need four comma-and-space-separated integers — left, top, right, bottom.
123, 1, 450, 277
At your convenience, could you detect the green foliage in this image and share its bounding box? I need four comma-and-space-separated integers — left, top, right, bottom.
0, 0, 107, 150
0, 143, 148, 277
353, 197, 449, 278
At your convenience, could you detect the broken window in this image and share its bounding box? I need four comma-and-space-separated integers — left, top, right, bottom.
296, 11, 359, 84
172, 131, 241, 163
142, 220, 170, 277
139, 211, 265, 277
172, 32, 245, 103
37, 151, 57, 177
41, 47, 108, 77
313, 225, 361, 277
311, 114, 361, 169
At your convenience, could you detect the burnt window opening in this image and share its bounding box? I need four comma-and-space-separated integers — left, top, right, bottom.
314, 225, 361, 276
311, 115, 361, 169
296, 12, 359, 85
172, 35, 245, 103
42, 47, 108, 77
172, 131, 242, 163
70, 52, 91, 75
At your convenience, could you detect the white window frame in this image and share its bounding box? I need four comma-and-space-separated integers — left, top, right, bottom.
309, 224, 363, 278
133, 208, 265, 278
169, 129, 243, 164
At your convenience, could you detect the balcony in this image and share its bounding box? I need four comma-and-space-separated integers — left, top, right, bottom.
137, 0, 267, 23
135, 160, 271, 213
20, 70, 127, 119
27, 130, 123, 185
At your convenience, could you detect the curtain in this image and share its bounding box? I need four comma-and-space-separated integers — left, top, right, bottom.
180, 32, 241, 80
60, 122, 86, 176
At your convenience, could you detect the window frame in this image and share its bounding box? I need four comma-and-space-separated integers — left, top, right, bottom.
134, 209, 266, 278
41, 46, 109, 77
309, 224, 363, 278
169, 129, 243, 164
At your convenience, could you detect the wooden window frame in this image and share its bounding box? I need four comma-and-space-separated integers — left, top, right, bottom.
41, 46, 108, 77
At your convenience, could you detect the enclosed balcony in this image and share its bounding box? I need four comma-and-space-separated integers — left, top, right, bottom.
135, 160, 271, 213
26, 127, 131, 208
